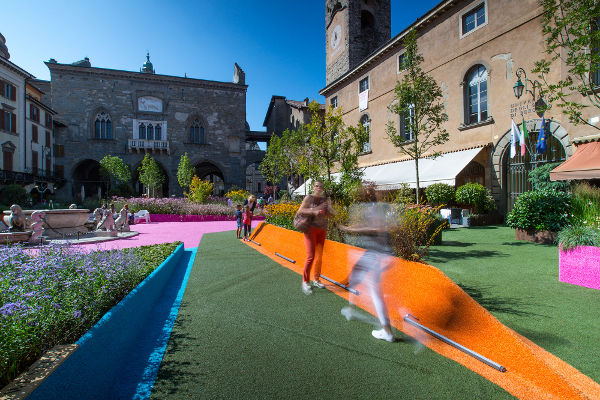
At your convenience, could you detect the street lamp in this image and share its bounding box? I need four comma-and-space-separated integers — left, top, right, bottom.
38, 145, 52, 195
513, 68, 543, 100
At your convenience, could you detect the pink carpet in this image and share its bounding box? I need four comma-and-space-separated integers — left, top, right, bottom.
77, 221, 239, 252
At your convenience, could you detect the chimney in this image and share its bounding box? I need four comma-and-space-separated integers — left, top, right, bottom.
304, 97, 310, 106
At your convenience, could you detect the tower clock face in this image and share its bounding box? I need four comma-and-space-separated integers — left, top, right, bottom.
331, 24, 342, 50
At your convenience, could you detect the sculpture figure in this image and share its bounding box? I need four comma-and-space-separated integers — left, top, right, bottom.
114, 205, 130, 231
96, 210, 115, 231
29, 210, 46, 244
8, 205, 26, 232
93, 208, 103, 227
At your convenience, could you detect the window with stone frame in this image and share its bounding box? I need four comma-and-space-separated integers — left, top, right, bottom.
139, 123, 146, 140
53, 144, 65, 158
465, 65, 488, 125
54, 164, 64, 178
1, 82, 16, 101
0, 110, 17, 133
462, 2, 486, 36
359, 114, 371, 152
94, 111, 112, 139
189, 119, 205, 144
32, 125, 38, 143
147, 124, 154, 140
45, 113, 53, 129
400, 104, 415, 141
359, 77, 369, 93
155, 124, 162, 140
398, 52, 406, 72
2, 142, 15, 171
330, 96, 338, 109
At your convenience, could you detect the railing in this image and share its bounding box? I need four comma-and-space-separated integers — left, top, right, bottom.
128, 139, 170, 150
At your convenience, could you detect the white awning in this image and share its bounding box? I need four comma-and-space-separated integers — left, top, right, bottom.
292, 174, 341, 196
291, 147, 483, 194
372, 147, 484, 190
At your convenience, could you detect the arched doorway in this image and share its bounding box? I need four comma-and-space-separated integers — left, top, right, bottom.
496, 119, 569, 212
246, 161, 266, 197
194, 162, 225, 196
132, 160, 170, 198
72, 159, 104, 199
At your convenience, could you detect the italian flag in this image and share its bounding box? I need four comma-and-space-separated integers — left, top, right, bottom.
520, 116, 529, 156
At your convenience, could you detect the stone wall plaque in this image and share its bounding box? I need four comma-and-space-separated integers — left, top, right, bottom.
138, 96, 162, 113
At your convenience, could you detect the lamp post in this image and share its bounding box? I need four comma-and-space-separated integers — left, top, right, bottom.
38, 145, 52, 198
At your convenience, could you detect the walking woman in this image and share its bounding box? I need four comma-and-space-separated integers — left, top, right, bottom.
297, 180, 332, 295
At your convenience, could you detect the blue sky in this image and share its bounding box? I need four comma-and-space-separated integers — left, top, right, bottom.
3, 0, 441, 133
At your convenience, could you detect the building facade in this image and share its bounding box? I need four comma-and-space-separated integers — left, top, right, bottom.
320, 0, 598, 213
44, 56, 252, 198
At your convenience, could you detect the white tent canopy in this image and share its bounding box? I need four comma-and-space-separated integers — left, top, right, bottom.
292, 147, 483, 195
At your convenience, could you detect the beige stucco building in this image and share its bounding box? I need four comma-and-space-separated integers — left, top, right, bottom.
320, 0, 599, 213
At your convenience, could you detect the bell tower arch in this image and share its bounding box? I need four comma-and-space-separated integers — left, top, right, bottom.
325, 0, 391, 85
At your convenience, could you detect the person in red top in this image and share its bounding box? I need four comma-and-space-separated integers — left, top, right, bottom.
242, 205, 253, 241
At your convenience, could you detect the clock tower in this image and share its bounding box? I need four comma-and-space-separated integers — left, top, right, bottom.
325, 0, 391, 85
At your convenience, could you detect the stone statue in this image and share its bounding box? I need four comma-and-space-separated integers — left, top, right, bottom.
93, 208, 103, 227
114, 206, 130, 232
29, 211, 46, 244
8, 205, 26, 232
96, 210, 115, 231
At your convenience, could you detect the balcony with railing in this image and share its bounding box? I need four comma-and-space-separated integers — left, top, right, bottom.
128, 139, 170, 155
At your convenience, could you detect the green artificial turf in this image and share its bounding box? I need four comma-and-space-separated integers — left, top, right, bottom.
426, 225, 600, 385
150, 231, 514, 399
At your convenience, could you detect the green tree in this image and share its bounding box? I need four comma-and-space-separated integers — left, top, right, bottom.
532, 0, 600, 130
188, 176, 213, 203
177, 152, 195, 193
386, 29, 449, 203
99, 155, 131, 198
138, 154, 165, 198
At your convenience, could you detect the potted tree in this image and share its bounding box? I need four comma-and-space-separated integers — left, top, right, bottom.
455, 183, 497, 226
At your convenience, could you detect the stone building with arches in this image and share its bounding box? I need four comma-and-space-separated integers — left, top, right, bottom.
42, 56, 254, 198
320, 0, 597, 214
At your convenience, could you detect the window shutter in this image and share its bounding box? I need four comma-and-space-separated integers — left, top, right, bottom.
11, 85, 16, 101
30, 104, 33, 119
0, 83, 4, 97
11, 114, 16, 133
0, 110, 4, 129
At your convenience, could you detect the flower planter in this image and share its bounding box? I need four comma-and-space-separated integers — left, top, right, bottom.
146, 214, 265, 223
559, 246, 600, 290
514, 228, 557, 244
468, 213, 504, 227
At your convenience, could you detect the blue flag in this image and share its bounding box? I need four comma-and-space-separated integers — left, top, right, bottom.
536, 115, 548, 154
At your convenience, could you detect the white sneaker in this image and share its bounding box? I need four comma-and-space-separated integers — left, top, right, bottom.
372, 329, 395, 343
302, 282, 312, 295
341, 306, 354, 321
313, 280, 325, 289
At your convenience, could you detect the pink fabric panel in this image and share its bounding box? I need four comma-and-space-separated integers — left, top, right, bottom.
559, 246, 600, 290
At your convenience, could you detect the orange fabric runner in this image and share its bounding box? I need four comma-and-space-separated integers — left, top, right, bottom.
247, 222, 600, 399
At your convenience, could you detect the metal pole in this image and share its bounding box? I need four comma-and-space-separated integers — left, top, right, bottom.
274, 252, 295, 263
319, 274, 359, 295
403, 315, 507, 372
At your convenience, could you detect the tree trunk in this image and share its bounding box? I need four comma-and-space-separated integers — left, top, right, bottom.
415, 157, 420, 204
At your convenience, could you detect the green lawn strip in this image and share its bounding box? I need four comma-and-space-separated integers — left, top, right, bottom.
150, 231, 513, 400
426, 226, 600, 384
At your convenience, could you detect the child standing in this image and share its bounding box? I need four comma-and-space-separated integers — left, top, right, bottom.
235, 205, 243, 239
242, 205, 253, 241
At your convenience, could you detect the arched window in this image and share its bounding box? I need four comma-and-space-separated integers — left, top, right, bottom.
94, 112, 112, 139
466, 65, 488, 125
190, 119, 205, 144
147, 124, 154, 140
360, 114, 371, 152
155, 124, 162, 140
139, 123, 146, 140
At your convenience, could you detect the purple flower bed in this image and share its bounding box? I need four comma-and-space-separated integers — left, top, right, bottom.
0, 241, 181, 388
111, 197, 235, 216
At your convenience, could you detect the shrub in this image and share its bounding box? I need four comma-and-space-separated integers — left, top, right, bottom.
570, 182, 600, 229
528, 162, 570, 192
506, 189, 571, 231
263, 202, 300, 231
188, 176, 213, 204
109, 182, 135, 198
425, 183, 455, 206
225, 187, 250, 204
0, 241, 181, 388
111, 197, 234, 216
1, 184, 30, 207
557, 224, 600, 251
389, 183, 415, 205
455, 183, 495, 214
389, 204, 446, 262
